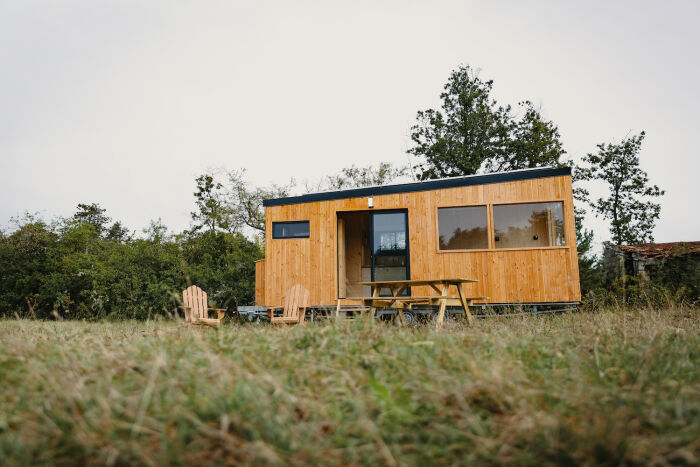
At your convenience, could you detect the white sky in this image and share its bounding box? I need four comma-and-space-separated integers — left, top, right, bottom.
1, 1, 698, 246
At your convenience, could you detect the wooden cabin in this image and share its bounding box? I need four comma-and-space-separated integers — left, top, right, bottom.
255, 167, 581, 308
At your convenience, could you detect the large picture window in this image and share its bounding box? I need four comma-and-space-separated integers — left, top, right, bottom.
493, 202, 565, 249
272, 221, 310, 239
438, 206, 489, 250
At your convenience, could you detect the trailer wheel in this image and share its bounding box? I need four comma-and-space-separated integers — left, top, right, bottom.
432, 310, 453, 323
400, 310, 416, 326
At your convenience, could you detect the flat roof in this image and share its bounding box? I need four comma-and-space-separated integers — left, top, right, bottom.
263, 166, 571, 207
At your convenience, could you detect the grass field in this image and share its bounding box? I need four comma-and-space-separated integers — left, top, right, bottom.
1, 308, 698, 466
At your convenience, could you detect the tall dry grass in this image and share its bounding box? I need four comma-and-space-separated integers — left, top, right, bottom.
0, 307, 698, 465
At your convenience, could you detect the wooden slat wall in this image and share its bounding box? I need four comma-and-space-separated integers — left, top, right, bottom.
255, 260, 266, 306
258, 175, 581, 306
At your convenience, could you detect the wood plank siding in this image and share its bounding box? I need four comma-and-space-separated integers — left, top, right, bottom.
257, 173, 581, 306
255, 259, 266, 306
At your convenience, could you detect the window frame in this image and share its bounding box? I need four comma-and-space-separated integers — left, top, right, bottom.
272, 220, 310, 239
435, 199, 568, 253
435, 204, 491, 252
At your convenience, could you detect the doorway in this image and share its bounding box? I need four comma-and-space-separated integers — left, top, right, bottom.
337, 210, 409, 298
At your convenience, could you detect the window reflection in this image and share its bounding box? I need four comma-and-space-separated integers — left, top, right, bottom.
372, 212, 408, 294
438, 206, 489, 250
493, 202, 565, 248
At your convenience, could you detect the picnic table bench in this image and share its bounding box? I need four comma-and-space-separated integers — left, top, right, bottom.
343, 278, 487, 328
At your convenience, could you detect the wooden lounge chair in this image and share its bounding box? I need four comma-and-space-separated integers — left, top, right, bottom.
179, 285, 226, 326
268, 284, 309, 325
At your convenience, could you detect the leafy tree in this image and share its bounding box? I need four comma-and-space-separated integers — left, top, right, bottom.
72, 203, 111, 235
60, 218, 103, 255
100, 236, 183, 319
409, 66, 509, 178
105, 221, 131, 243
409, 65, 566, 179
0, 200, 264, 319
0, 219, 59, 317
225, 169, 293, 234
566, 165, 603, 293
574, 206, 603, 294
143, 219, 171, 244
502, 102, 565, 173
310, 162, 410, 191
579, 132, 664, 245
408, 66, 595, 288
225, 163, 409, 237
191, 174, 233, 233
179, 230, 263, 310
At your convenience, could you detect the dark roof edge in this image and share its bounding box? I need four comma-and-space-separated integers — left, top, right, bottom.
263, 166, 571, 207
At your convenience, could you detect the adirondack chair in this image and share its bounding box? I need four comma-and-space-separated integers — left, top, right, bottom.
268, 284, 309, 325
179, 285, 226, 326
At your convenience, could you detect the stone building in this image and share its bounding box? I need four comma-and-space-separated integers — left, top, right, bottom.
604, 241, 700, 283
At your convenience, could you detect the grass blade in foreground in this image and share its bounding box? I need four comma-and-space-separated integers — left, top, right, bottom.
0, 308, 698, 465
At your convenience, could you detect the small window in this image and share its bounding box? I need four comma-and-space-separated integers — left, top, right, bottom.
272, 221, 309, 239
493, 202, 565, 249
438, 206, 489, 250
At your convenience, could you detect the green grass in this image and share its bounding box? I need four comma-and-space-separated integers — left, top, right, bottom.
1, 308, 698, 465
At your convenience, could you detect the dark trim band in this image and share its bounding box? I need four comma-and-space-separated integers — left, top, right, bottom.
263, 167, 571, 207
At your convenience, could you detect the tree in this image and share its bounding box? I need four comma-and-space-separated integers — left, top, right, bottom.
564, 164, 603, 293
225, 169, 293, 234
408, 65, 566, 179
573, 205, 603, 294
307, 162, 410, 192
579, 131, 664, 245
500, 101, 565, 173
105, 221, 131, 243
63, 204, 111, 255
72, 203, 111, 235
0, 218, 60, 317
179, 230, 263, 309
211, 164, 409, 238
0, 204, 264, 318
191, 174, 233, 233
143, 219, 170, 244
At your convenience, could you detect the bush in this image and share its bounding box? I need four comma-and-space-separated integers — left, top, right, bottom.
0, 215, 262, 319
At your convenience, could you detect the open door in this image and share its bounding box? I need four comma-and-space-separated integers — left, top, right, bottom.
338, 212, 372, 298
338, 210, 409, 298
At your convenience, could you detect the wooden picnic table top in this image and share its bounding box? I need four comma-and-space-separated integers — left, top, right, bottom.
345, 295, 463, 302
359, 278, 478, 287
343, 278, 480, 328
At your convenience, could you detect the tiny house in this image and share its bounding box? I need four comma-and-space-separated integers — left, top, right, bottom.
255, 167, 581, 308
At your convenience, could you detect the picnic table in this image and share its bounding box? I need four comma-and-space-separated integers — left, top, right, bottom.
345, 278, 485, 328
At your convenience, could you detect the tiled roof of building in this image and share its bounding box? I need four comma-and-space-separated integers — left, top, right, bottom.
616, 242, 700, 259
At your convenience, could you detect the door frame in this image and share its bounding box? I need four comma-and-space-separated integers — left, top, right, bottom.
336, 209, 411, 299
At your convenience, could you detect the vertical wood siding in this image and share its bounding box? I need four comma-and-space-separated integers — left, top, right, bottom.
256, 175, 581, 306
255, 260, 266, 306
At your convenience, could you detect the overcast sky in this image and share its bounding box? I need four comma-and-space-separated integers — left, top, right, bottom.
1, 1, 698, 246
